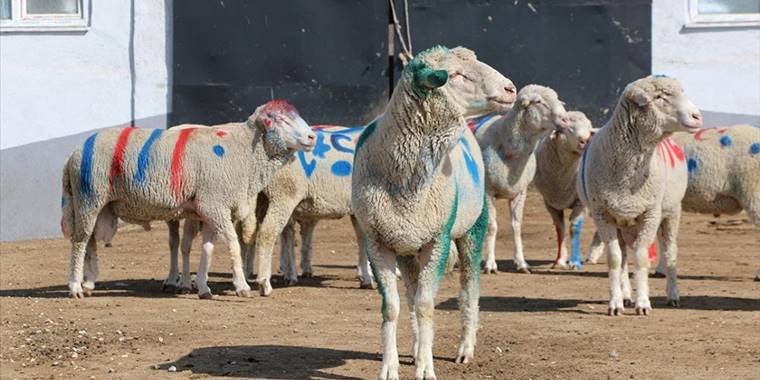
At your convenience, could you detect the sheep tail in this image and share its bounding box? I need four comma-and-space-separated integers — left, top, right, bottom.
61, 162, 74, 239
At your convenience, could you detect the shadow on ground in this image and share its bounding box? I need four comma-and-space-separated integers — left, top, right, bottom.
162, 345, 380, 379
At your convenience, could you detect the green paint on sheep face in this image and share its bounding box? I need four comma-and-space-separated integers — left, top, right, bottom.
355, 119, 378, 153
434, 187, 459, 283
405, 46, 451, 94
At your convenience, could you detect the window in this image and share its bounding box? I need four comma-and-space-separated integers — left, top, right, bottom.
0, 0, 88, 32
687, 0, 760, 28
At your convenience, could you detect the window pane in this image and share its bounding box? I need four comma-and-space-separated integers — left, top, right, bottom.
26, 0, 78, 14
0, 0, 10, 20
699, 0, 760, 14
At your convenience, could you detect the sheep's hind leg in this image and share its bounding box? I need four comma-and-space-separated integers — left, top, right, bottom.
482, 196, 499, 274
82, 237, 99, 296
351, 215, 373, 289
585, 231, 605, 264
178, 220, 199, 294
567, 205, 585, 269
510, 190, 530, 273
299, 219, 317, 278
659, 214, 681, 307
280, 220, 298, 286
396, 256, 420, 364
367, 241, 400, 380
196, 224, 216, 299
454, 202, 486, 365
69, 208, 99, 299
546, 204, 567, 269
163, 220, 181, 293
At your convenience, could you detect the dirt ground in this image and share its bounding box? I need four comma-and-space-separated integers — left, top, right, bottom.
1, 192, 758, 380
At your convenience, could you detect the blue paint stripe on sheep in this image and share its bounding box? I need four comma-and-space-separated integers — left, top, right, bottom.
79, 133, 98, 197
459, 137, 480, 185
134, 129, 164, 185
569, 219, 584, 268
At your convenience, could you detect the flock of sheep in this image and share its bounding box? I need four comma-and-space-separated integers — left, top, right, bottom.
59, 45, 759, 379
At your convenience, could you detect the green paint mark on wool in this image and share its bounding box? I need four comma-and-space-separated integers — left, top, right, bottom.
467, 194, 489, 277
434, 187, 459, 283
369, 252, 388, 319
355, 119, 377, 153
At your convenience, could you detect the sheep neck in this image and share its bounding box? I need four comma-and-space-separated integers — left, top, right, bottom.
245, 123, 295, 196
375, 84, 464, 197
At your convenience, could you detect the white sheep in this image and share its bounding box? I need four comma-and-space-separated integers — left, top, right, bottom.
476, 85, 571, 274
60, 100, 316, 299
352, 46, 514, 380
654, 125, 760, 280
578, 75, 703, 315
534, 111, 602, 269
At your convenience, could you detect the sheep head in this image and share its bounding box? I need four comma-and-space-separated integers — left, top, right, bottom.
405, 45, 517, 118
248, 100, 316, 152
514, 84, 570, 134
623, 76, 703, 135
552, 111, 596, 154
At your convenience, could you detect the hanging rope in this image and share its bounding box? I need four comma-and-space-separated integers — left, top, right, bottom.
389, 0, 413, 65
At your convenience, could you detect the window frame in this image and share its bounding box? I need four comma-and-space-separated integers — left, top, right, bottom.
686, 0, 760, 28
0, 0, 88, 32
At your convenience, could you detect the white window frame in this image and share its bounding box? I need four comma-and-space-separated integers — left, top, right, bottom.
686, 0, 760, 28
0, 0, 88, 32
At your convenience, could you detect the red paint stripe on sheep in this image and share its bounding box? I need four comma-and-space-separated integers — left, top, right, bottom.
109, 127, 137, 189
665, 138, 684, 162
171, 128, 196, 200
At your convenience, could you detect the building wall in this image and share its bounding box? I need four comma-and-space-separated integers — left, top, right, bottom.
653, 0, 760, 126
0, 1, 171, 241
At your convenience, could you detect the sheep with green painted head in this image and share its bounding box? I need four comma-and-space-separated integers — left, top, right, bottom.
476, 84, 572, 274
351, 46, 512, 380
60, 100, 316, 299
578, 75, 703, 316
534, 110, 603, 269
652, 125, 760, 280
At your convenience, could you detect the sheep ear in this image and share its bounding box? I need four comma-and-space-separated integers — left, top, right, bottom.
627, 86, 653, 108
416, 68, 449, 89
248, 112, 274, 131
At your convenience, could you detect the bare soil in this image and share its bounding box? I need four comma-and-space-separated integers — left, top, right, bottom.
1, 192, 759, 380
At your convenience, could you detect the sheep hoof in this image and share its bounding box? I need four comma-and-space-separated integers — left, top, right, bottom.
755, 277, 760, 282
359, 282, 373, 290
176, 287, 193, 295
607, 307, 623, 316
162, 284, 177, 293
623, 299, 633, 307
483, 268, 498, 274
635, 307, 651, 316
236, 289, 254, 298
301, 271, 313, 279
667, 299, 680, 308
517, 267, 531, 274
198, 292, 214, 300
651, 271, 666, 278
551, 262, 568, 270
82, 286, 94, 297
259, 282, 273, 297
104, 243, 113, 248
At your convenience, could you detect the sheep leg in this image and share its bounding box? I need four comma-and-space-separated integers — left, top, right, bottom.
454, 202, 486, 365
163, 220, 181, 292
178, 220, 199, 294
196, 224, 216, 299
546, 204, 567, 269
69, 208, 99, 299
255, 199, 299, 297
617, 232, 632, 307
510, 190, 530, 273
244, 242, 255, 281
396, 256, 420, 364
585, 231, 605, 264
482, 195, 499, 274
567, 205, 585, 269
82, 237, 98, 296
367, 240, 400, 380
215, 217, 252, 298
299, 219, 317, 278
413, 239, 446, 380
351, 215, 373, 289
280, 220, 298, 286
654, 235, 667, 277
659, 214, 681, 307
597, 223, 624, 315
631, 213, 661, 316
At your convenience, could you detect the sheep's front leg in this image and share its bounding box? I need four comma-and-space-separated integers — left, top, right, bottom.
510, 190, 530, 273
351, 215, 373, 289
658, 214, 681, 307
482, 196, 499, 274
545, 203, 567, 269
280, 220, 298, 286
367, 241, 400, 380
585, 231, 605, 264
163, 220, 181, 292
82, 237, 99, 296
631, 214, 660, 315
597, 222, 624, 315
299, 219, 317, 278
413, 240, 446, 380
396, 256, 419, 364
567, 205, 585, 269
196, 225, 216, 299
218, 218, 252, 297
255, 199, 299, 296
178, 220, 199, 294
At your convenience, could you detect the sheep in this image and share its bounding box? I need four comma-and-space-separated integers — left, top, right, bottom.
533, 111, 603, 269
351, 45, 515, 380
578, 75, 703, 316
60, 100, 317, 299
651, 125, 760, 280
476, 85, 571, 274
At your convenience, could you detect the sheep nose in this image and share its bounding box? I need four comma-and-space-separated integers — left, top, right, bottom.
306, 133, 316, 143
691, 112, 703, 127
504, 86, 516, 94
557, 116, 571, 129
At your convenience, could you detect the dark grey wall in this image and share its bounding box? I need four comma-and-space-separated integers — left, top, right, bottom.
172, 0, 652, 127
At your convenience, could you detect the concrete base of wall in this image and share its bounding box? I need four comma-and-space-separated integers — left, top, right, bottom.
0, 115, 167, 241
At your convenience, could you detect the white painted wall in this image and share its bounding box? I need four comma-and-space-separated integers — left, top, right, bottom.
653, 0, 760, 119
0, 0, 171, 150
